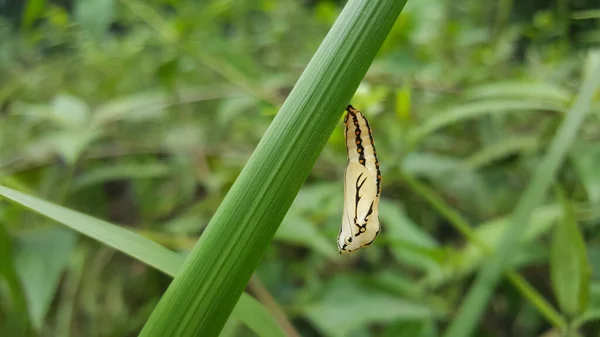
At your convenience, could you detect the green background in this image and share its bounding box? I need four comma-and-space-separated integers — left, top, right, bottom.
1, 0, 600, 336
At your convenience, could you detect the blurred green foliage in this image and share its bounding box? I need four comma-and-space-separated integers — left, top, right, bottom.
1, 0, 600, 336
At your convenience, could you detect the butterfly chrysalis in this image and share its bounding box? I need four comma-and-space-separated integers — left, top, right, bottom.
338, 105, 381, 254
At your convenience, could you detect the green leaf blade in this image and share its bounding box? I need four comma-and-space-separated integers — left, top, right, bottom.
139, 1, 408, 336
0, 186, 284, 337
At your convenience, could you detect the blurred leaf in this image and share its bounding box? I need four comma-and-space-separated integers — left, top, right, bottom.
304, 276, 433, 337
381, 320, 437, 337
0, 185, 285, 337
231, 295, 286, 337
464, 81, 571, 104
0, 224, 30, 335
162, 215, 203, 235
314, 1, 339, 24
286, 183, 341, 213
575, 282, 600, 326
353, 83, 388, 113
75, 0, 114, 39
93, 87, 240, 125
11, 97, 91, 129
276, 216, 336, 258
478, 203, 561, 248
395, 83, 412, 124
162, 124, 203, 153
217, 95, 260, 126
572, 10, 600, 20
372, 271, 427, 300
47, 4, 70, 28
219, 317, 242, 337
466, 135, 539, 169
23, 0, 47, 30
378, 200, 443, 273
400, 171, 566, 328
93, 92, 170, 124
72, 163, 172, 191
379, 200, 437, 247
121, 0, 282, 106
551, 188, 590, 317
13, 227, 76, 330
402, 152, 490, 212
54, 246, 86, 337
46, 130, 100, 165
156, 58, 179, 91
402, 152, 467, 177
571, 143, 600, 205
276, 184, 340, 257
51, 94, 92, 129
408, 100, 566, 145
426, 204, 563, 287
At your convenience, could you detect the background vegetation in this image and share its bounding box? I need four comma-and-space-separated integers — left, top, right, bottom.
1, 0, 600, 336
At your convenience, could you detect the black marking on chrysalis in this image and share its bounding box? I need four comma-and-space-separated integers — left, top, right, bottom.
351, 113, 366, 166
362, 114, 381, 196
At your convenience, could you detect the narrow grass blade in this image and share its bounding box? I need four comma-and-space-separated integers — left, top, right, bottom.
443, 50, 600, 337
0, 185, 284, 337
139, 1, 408, 336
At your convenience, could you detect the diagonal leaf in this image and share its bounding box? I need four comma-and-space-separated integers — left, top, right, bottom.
0, 185, 284, 337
